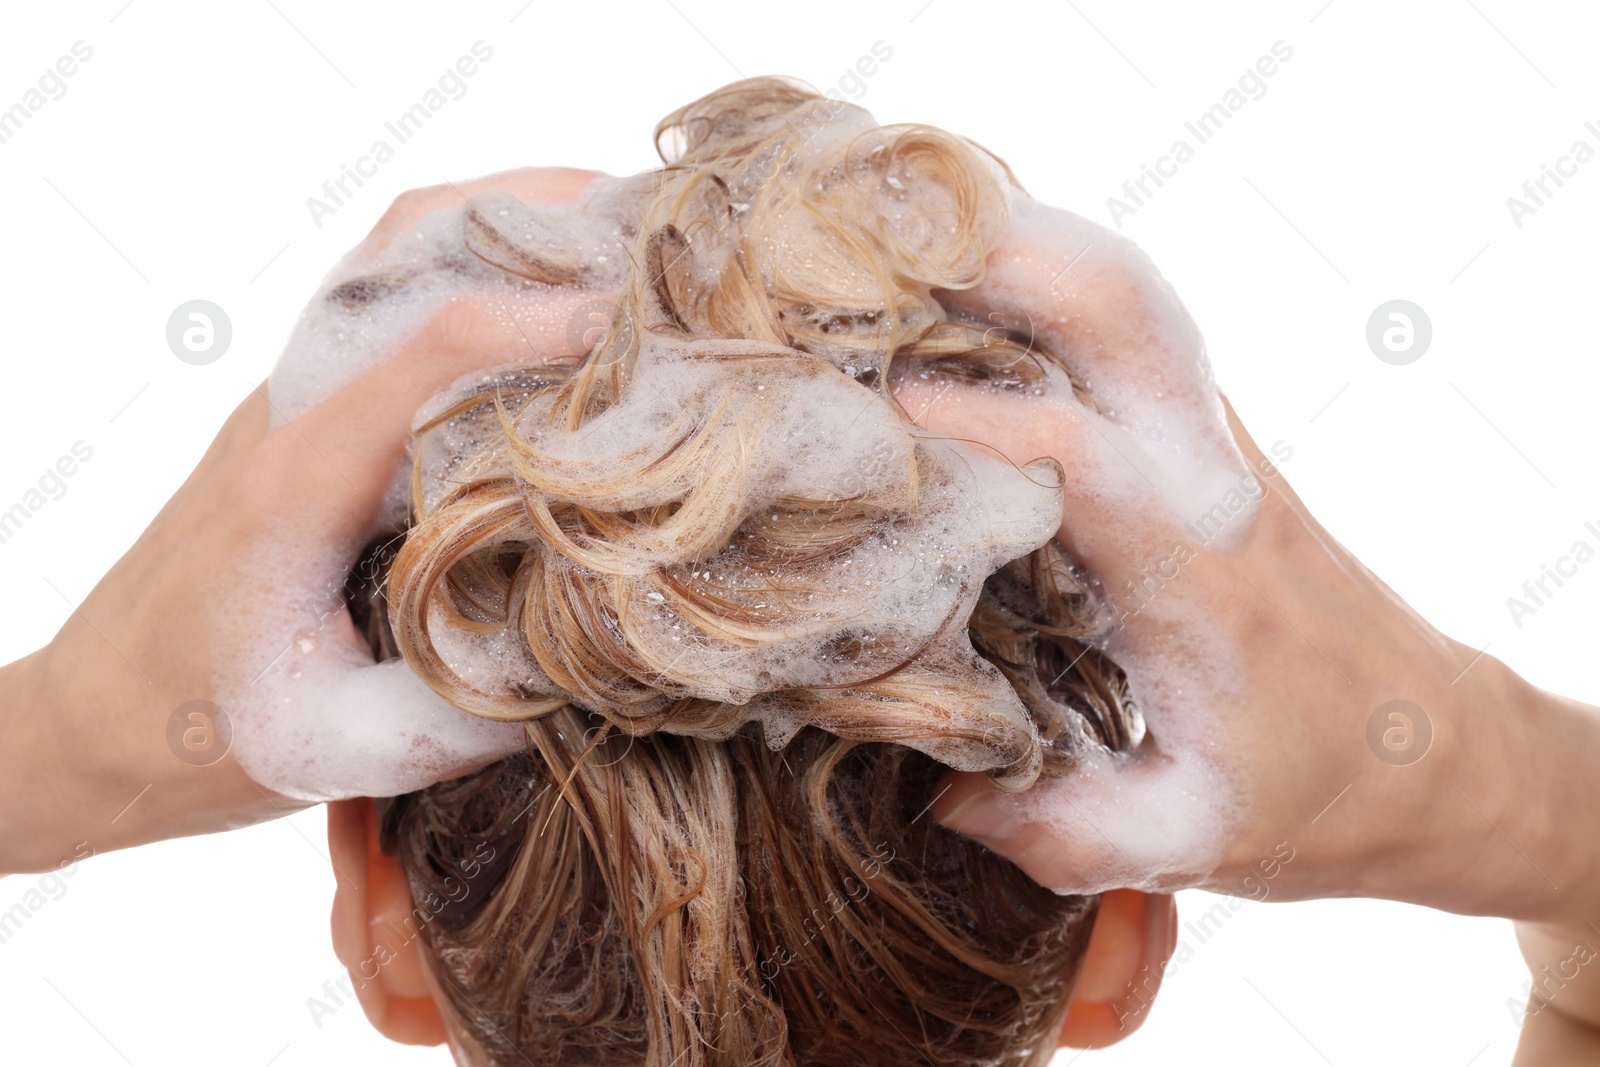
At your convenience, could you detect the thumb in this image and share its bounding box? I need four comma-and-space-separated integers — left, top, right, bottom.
932, 748, 1237, 896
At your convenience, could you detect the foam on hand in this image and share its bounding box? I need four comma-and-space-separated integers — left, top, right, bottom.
906, 193, 1260, 894
220, 179, 655, 802
266, 179, 648, 427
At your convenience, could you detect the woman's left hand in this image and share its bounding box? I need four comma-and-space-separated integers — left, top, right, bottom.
0, 168, 607, 875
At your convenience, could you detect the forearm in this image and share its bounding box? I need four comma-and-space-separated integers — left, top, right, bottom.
0, 647, 87, 874
0, 637, 293, 877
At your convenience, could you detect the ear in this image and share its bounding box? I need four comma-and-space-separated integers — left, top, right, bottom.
1058, 889, 1177, 1048
326, 798, 449, 1047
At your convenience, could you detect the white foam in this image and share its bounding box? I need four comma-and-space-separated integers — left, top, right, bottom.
223, 131, 1039, 800
1001, 592, 1248, 894
403, 330, 1066, 783
221, 176, 656, 801
944, 195, 1251, 543
227, 88, 1253, 845
265, 175, 650, 427
207, 492, 531, 801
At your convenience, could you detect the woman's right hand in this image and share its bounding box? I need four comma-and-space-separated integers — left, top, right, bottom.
901, 192, 1600, 929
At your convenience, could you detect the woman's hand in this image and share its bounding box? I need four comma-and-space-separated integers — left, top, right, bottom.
0, 167, 608, 875
902, 193, 1600, 927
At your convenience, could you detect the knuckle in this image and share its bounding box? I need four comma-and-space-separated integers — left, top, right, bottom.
374, 185, 446, 232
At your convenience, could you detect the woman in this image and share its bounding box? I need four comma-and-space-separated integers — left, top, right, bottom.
2, 79, 1595, 1063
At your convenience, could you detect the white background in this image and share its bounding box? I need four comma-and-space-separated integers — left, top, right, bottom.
1, 1, 1595, 1064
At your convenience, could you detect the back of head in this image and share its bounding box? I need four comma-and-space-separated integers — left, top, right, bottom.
347, 77, 1140, 1067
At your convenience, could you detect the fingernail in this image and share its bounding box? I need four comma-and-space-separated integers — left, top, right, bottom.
933, 774, 1023, 847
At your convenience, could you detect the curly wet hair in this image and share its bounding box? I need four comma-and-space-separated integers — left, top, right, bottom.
344, 77, 1141, 1067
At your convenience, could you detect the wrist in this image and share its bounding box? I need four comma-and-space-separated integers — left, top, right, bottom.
1508, 680, 1600, 923
1430, 655, 1600, 923
3, 630, 296, 876
0, 647, 82, 875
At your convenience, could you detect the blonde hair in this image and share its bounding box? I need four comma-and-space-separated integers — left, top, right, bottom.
359, 78, 1138, 1067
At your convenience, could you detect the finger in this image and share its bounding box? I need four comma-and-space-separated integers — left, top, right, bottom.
351, 167, 609, 268
230, 649, 527, 803
261, 164, 615, 547
943, 196, 1216, 432
258, 283, 615, 547
932, 746, 1239, 895
893, 370, 1189, 608
226, 286, 606, 792
1220, 392, 1315, 520
216, 175, 613, 802
938, 196, 1252, 535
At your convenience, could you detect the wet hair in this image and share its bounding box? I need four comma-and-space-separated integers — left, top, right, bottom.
350, 78, 1141, 1067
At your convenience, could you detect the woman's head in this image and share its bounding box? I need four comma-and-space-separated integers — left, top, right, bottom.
329, 77, 1161, 1065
